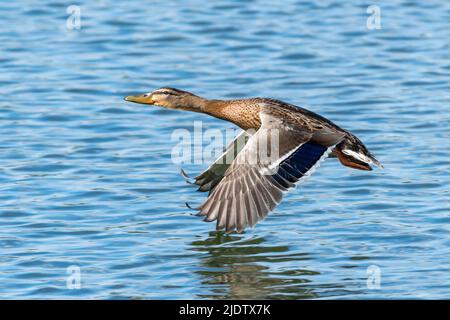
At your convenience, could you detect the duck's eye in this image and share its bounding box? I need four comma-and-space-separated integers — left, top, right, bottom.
143, 94, 149, 97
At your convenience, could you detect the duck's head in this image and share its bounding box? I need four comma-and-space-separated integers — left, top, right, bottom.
125, 87, 206, 112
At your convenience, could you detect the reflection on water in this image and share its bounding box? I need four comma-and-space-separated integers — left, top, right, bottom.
191, 232, 319, 299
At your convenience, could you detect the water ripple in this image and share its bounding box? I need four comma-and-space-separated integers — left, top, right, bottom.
1, 0, 450, 299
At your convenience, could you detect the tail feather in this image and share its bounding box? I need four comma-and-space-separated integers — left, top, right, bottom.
341, 148, 383, 168
335, 134, 382, 170
336, 149, 372, 171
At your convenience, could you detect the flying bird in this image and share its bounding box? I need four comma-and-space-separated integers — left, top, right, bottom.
125, 88, 382, 233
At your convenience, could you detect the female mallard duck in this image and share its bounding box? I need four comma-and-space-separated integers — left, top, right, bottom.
125, 88, 382, 233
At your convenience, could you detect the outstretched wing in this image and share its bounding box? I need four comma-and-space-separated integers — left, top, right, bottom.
196, 110, 345, 233
187, 130, 252, 193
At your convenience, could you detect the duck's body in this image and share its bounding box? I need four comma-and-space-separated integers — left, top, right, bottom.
125, 88, 382, 233
202, 97, 379, 170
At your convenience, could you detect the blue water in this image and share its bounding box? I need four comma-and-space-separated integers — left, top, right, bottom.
1, 0, 450, 299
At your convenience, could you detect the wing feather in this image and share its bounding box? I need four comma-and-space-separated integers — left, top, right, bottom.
191, 130, 251, 193
197, 108, 345, 232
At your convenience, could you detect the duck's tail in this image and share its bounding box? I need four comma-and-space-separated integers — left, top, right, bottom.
334, 134, 382, 171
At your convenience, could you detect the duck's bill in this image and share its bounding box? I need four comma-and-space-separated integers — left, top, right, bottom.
124, 94, 154, 105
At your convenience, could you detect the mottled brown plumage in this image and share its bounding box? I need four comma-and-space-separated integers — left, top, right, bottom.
125, 87, 382, 233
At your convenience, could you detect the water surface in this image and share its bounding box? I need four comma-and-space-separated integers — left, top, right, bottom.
1, 0, 450, 299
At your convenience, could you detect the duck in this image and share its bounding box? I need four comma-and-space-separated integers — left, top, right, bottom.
125, 87, 382, 233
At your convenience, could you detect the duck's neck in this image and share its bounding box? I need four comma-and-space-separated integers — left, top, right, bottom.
202, 99, 238, 123
179, 95, 261, 130
175, 95, 209, 112
202, 99, 261, 130
203, 99, 228, 117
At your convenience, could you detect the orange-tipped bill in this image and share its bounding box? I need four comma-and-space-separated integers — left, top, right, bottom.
124, 94, 154, 105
